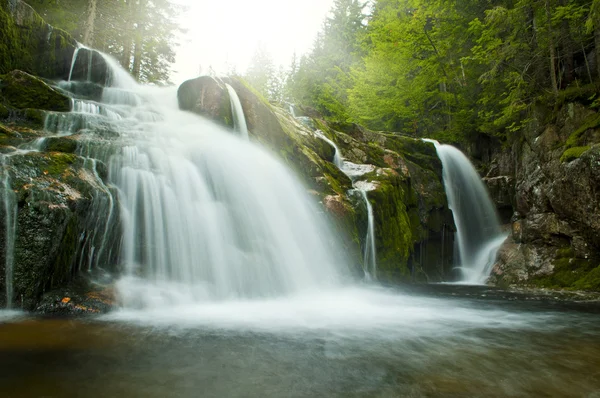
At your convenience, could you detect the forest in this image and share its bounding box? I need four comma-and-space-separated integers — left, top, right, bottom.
29, 0, 600, 146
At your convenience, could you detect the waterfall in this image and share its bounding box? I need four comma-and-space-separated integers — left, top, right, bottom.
425, 139, 506, 284
360, 190, 377, 280
313, 130, 376, 279
1, 155, 16, 308
225, 84, 249, 139
68, 44, 82, 82
55, 49, 348, 308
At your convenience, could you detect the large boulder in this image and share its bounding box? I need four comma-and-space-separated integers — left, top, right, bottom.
178, 76, 233, 128
0, 148, 118, 310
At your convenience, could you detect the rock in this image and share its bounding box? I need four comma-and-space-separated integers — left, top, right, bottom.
34, 277, 116, 315
68, 48, 109, 86
178, 76, 233, 128
0, 70, 71, 111
0, 151, 118, 309
0, 1, 77, 80
487, 101, 600, 291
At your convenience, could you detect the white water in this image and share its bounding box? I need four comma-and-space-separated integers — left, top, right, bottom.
225, 84, 248, 140
312, 129, 377, 279
60, 51, 348, 307
425, 140, 507, 284
0, 155, 16, 308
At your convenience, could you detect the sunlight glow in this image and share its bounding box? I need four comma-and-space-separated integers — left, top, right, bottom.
172, 0, 335, 83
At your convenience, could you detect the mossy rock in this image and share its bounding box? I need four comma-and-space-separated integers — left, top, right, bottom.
0, 70, 71, 112
560, 146, 591, 163
367, 177, 413, 282
0, 1, 76, 79
0, 121, 42, 146
564, 113, 600, 149
529, 247, 600, 290
177, 76, 233, 129
44, 136, 78, 153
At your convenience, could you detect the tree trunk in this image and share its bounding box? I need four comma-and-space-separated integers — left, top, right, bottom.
560, 0, 574, 86
82, 0, 97, 46
120, 1, 134, 70
546, 1, 559, 95
596, 25, 600, 79
131, 0, 146, 81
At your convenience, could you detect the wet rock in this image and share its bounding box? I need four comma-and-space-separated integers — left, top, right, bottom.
0, 1, 77, 79
68, 48, 109, 86
0, 151, 118, 310
177, 76, 233, 128
0, 70, 71, 112
35, 278, 116, 315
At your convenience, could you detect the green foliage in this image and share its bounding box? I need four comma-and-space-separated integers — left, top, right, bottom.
286, 0, 367, 122
27, 0, 182, 84
283, 0, 600, 148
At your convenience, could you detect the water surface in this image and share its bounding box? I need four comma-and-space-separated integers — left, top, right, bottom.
1, 285, 599, 397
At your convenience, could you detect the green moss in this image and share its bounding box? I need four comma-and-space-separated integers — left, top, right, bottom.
0, 4, 76, 79
573, 266, 600, 291
529, 248, 598, 290
368, 178, 413, 282
45, 152, 76, 176
560, 146, 590, 163
0, 103, 9, 119
565, 113, 600, 149
45, 136, 78, 153
0, 70, 71, 111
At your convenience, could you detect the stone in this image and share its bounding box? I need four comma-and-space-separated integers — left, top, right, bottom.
0, 70, 71, 111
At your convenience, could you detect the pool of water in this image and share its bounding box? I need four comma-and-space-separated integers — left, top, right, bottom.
1, 285, 599, 397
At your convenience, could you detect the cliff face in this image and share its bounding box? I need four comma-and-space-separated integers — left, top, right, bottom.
485, 102, 600, 291
0, 0, 76, 79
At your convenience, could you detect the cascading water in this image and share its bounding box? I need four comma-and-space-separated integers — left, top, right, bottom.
1, 155, 17, 308
57, 50, 348, 308
312, 129, 377, 279
225, 84, 249, 139
425, 139, 506, 284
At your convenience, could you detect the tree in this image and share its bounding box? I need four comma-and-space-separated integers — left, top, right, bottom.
286, 0, 368, 122
244, 44, 276, 100
28, 0, 182, 85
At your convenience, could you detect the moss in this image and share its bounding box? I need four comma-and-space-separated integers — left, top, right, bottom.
560, 146, 590, 163
529, 248, 599, 290
0, 70, 71, 112
45, 152, 76, 176
0, 3, 76, 79
0, 103, 9, 119
573, 266, 600, 291
45, 136, 78, 153
368, 178, 413, 282
565, 113, 600, 149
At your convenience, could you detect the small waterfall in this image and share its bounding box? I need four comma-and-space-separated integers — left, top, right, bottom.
313, 130, 376, 279
0, 155, 16, 308
360, 190, 377, 280
314, 130, 343, 169
289, 103, 297, 118
225, 84, 249, 140
68, 45, 82, 82
425, 139, 506, 284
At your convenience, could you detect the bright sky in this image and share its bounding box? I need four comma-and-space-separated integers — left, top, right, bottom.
172, 0, 336, 84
